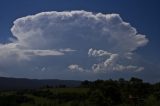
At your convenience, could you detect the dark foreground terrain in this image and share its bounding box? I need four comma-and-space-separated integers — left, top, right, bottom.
0, 77, 160, 106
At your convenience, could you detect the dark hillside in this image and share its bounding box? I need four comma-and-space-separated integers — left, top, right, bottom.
0, 77, 81, 90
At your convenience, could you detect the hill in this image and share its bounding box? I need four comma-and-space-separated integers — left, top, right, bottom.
0, 77, 81, 90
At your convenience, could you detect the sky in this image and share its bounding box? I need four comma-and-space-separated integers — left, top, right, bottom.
0, 0, 160, 82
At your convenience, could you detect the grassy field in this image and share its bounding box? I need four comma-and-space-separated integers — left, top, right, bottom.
0, 78, 160, 106
0, 87, 90, 106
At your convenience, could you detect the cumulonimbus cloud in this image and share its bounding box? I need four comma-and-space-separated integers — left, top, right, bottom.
0, 10, 148, 77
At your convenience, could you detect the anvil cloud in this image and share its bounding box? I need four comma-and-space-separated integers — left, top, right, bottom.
0, 11, 148, 78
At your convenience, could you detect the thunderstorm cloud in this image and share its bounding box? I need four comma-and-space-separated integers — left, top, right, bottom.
0, 10, 148, 78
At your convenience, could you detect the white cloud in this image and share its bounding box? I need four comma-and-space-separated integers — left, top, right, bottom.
0, 10, 148, 78
0, 43, 64, 61
22, 49, 64, 57
59, 48, 76, 52
113, 65, 144, 72
68, 64, 85, 72
88, 49, 119, 72
88, 48, 112, 57
87, 49, 143, 73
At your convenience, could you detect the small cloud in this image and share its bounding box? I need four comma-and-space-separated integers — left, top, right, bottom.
68, 64, 85, 72
113, 65, 144, 72
59, 48, 76, 52
32, 66, 48, 72
88, 48, 112, 57
41, 67, 48, 72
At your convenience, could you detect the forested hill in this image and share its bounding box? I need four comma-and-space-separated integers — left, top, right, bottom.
0, 77, 81, 90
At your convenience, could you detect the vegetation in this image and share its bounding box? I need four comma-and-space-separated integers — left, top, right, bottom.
0, 77, 160, 106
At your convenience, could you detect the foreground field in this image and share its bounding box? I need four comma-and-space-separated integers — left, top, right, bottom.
0, 78, 160, 106
0, 88, 89, 106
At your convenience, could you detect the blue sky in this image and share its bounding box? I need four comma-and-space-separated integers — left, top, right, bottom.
0, 0, 160, 82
